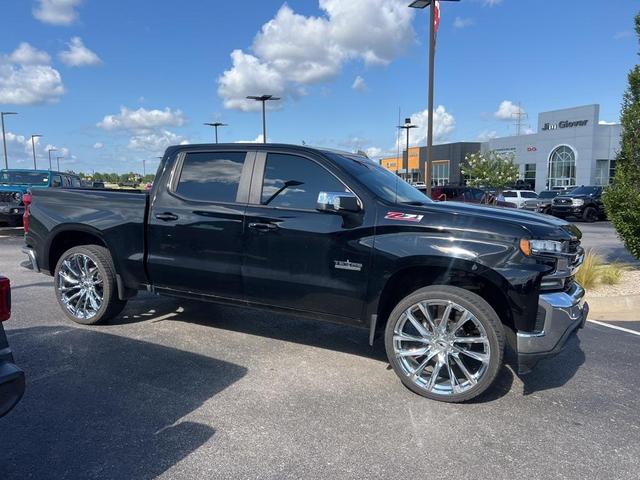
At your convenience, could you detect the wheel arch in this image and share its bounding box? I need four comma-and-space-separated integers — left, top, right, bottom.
45, 224, 109, 275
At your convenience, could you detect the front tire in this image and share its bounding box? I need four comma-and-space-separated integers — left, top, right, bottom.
582, 206, 598, 223
54, 245, 126, 325
384, 285, 504, 403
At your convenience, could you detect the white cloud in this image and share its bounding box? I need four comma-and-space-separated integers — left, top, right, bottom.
97, 106, 186, 133
128, 130, 188, 152
614, 31, 633, 40
93, 142, 104, 149
235, 134, 265, 144
218, 0, 415, 110
477, 130, 498, 141
352, 75, 367, 92
522, 127, 534, 135
453, 17, 474, 29
495, 100, 525, 121
58, 37, 102, 67
599, 120, 618, 125
397, 106, 456, 148
33, 0, 82, 26
365, 147, 383, 159
0, 45, 64, 105
2, 132, 72, 168
483, 0, 503, 6
9, 42, 51, 65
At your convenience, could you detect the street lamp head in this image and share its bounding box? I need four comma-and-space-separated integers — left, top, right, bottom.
246, 95, 280, 102
1, 112, 18, 116
48, 147, 57, 152
409, 0, 459, 7
31, 134, 42, 138
204, 122, 228, 127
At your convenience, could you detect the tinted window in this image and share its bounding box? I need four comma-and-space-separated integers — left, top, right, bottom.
469, 189, 485, 201
70, 176, 82, 187
521, 192, 538, 199
176, 152, 246, 202
261, 153, 346, 210
538, 191, 558, 199
0, 171, 49, 186
51, 175, 62, 188
571, 186, 602, 196
503, 191, 517, 198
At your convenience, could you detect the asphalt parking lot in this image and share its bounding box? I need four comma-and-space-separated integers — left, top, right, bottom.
1, 223, 639, 480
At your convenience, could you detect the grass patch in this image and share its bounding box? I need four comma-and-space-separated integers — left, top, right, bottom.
576, 250, 602, 290
599, 263, 627, 285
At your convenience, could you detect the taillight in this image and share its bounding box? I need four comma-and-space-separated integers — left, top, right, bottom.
0, 277, 10, 322
22, 192, 32, 234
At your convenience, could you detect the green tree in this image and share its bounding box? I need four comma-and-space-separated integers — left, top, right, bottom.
461, 151, 519, 196
603, 11, 640, 260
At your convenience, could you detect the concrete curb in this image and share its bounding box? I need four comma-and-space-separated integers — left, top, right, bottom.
586, 294, 640, 321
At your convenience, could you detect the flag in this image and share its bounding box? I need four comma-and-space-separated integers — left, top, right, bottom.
434, 1, 441, 35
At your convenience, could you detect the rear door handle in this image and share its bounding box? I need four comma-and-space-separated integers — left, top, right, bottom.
155, 212, 179, 222
248, 222, 278, 232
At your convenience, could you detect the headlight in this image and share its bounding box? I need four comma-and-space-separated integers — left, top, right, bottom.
12, 192, 22, 201
572, 199, 584, 206
520, 239, 565, 256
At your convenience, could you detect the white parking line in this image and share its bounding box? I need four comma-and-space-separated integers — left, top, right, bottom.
587, 319, 640, 337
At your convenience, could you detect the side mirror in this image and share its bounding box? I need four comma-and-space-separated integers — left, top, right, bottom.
316, 191, 361, 214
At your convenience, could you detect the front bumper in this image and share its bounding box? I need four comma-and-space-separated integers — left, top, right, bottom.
517, 282, 588, 374
22, 246, 40, 273
551, 205, 582, 216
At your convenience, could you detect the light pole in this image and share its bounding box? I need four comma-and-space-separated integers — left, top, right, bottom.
30, 134, 42, 170
56, 156, 63, 171
246, 95, 280, 143
48, 148, 57, 170
1, 112, 18, 170
203, 122, 228, 143
409, 0, 459, 190
397, 118, 418, 182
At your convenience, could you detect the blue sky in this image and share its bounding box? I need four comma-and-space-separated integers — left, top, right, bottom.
0, 0, 637, 174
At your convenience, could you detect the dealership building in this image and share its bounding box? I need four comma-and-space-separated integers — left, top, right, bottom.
379, 105, 622, 192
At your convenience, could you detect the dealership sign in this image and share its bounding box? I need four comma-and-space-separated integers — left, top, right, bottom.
542, 119, 589, 131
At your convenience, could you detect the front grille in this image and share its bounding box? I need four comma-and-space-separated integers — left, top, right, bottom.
0, 192, 17, 203
554, 197, 572, 206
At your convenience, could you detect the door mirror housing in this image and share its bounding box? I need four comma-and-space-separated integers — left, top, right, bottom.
316, 191, 361, 214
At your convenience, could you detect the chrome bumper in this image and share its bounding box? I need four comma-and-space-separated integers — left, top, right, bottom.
21, 247, 40, 273
517, 282, 588, 374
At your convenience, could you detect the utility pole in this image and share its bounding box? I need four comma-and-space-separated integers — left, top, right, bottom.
48, 148, 57, 170
30, 134, 42, 170
511, 102, 528, 136
246, 95, 280, 143
1, 112, 18, 170
409, 0, 459, 191
56, 156, 63, 171
204, 122, 228, 143
398, 118, 418, 182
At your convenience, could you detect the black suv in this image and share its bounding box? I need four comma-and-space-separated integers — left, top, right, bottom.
551, 186, 605, 222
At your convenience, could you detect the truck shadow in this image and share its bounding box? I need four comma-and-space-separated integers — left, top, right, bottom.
0, 326, 246, 480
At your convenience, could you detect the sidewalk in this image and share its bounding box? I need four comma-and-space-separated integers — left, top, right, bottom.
586, 294, 640, 321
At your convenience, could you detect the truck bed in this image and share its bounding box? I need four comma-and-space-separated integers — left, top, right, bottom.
26, 188, 149, 289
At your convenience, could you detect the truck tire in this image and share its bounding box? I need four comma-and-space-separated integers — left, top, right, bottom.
582, 206, 598, 223
384, 285, 504, 403
54, 245, 127, 325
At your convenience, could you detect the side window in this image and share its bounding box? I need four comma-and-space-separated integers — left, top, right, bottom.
62, 176, 72, 187
471, 189, 484, 201
70, 176, 82, 187
175, 151, 246, 202
261, 153, 347, 210
503, 191, 516, 198
51, 175, 62, 188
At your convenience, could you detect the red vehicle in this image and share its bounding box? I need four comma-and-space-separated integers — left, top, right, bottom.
429, 186, 516, 208
0, 276, 25, 417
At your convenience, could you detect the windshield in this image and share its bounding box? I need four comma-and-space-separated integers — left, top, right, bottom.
0, 171, 49, 186
570, 186, 601, 196
521, 191, 538, 199
539, 191, 558, 199
329, 153, 432, 204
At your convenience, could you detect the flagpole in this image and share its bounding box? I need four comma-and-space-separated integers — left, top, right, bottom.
426, 0, 437, 193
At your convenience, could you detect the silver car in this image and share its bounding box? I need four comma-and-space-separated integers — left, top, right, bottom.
523, 190, 561, 214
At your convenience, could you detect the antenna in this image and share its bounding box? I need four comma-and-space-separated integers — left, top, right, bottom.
511, 102, 528, 136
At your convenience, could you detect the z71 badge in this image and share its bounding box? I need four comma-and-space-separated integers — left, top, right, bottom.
385, 212, 424, 222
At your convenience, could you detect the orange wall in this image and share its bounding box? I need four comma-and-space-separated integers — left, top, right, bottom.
380, 157, 400, 171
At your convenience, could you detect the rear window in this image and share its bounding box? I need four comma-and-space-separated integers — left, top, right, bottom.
539, 191, 558, 199
521, 192, 538, 199
503, 191, 517, 198
175, 151, 246, 202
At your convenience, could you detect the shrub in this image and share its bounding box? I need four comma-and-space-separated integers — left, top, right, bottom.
599, 263, 627, 285
576, 250, 602, 290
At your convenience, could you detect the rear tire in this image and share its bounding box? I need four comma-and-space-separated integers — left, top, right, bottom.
54, 245, 127, 325
582, 206, 598, 223
384, 285, 504, 403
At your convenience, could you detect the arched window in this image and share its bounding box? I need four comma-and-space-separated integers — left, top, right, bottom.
548, 145, 576, 188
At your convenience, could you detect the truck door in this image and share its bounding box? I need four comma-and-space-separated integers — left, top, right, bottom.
147, 149, 253, 299
242, 151, 371, 320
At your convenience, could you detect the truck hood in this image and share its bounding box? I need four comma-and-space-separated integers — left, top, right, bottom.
0, 185, 30, 193
418, 201, 582, 240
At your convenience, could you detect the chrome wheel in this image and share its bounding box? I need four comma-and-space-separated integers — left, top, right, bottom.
392, 300, 491, 396
57, 253, 104, 320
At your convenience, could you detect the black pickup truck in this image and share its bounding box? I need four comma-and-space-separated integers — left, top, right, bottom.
22, 144, 588, 402
551, 185, 606, 222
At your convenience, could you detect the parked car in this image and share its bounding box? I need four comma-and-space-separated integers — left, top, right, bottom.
522, 190, 560, 214
0, 276, 25, 417
22, 144, 588, 403
0, 169, 81, 227
430, 186, 516, 208
551, 186, 605, 222
502, 190, 538, 209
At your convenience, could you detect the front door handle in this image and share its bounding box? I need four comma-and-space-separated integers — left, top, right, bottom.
248, 222, 278, 232
155, 212, 179, 222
